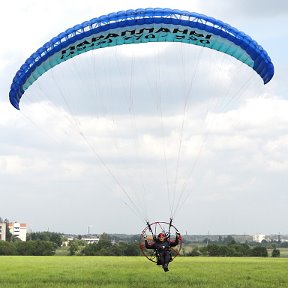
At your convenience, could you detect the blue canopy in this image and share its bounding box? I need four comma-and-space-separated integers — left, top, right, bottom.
9, 8, 274, 110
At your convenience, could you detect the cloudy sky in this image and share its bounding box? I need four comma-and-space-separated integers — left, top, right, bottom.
1, 0, 287, 236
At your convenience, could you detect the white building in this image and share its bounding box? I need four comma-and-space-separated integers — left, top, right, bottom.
82, 237, 100, 244
8, 222, 27, 241
0, 222, 6, 241
253, 234, 265, 243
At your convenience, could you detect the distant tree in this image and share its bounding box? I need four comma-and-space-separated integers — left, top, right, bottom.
206, 242, 252, 257
261, 239, 268, 245
68, 239, 86, 255
82, 239, 140, 256
94, 237, 113, 255
118, 242, 140, 256
130, 235, 141, 243
223, 235, 236, 245
270, 243, 277, 249
203, 238, 210, 245
250, 246, 268, 257
32, 240, 57, 256
98, 247, 114, 256
227, 243, 250, 257
207, 244, 222, 256
4, 219, 13, 242
0, 240, 56, 256
82, 239, 114, 256
187, 247, 201, 256
81, 242, 98, 256
199, 246, 208, 256
99, 233, 111, 241
11, 235, 22, 242
0, 241, 16, 255
14, 240, 57, 256
14, 241, 30, 255
280, 242, 288, 248
271, 248, 280, 258
27, 232, 63, 247
98, 238, 112, 249
218, 245, 229, 256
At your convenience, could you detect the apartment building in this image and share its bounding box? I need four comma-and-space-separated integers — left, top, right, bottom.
0, 222, 6, 241
8, 222, 27, 241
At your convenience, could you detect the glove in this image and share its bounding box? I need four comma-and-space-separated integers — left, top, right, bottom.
176, 232, 182, 241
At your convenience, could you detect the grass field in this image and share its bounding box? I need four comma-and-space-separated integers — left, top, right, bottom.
0, 256, 288, 288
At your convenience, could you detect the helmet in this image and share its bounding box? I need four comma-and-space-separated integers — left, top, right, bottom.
158, 233, 165, 239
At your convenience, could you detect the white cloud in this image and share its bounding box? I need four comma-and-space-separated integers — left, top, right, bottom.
0, 154, 47, 175
263, 136, 288, 172
207, 96, 288, 133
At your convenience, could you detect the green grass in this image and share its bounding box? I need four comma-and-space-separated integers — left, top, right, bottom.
0, 256, 288, 287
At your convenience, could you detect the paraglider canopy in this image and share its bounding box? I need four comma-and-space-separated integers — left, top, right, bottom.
9, 8, 274, 110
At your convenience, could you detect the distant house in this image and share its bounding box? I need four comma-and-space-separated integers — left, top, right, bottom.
62, 236, 100, 246
8, 222, 27, 241
82, 237, 100, 244
0, 222, 6, 241
253, 234, 265, 243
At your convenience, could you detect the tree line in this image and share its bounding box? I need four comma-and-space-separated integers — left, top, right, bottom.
185, 236, 280, 257
0, 228, 282, 257
69, 233, 140, 256
0, 231, 140, 256
0, 240, 57, 255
